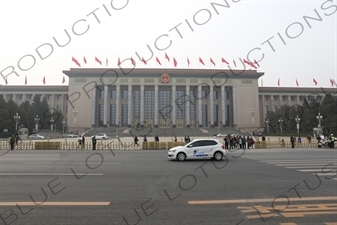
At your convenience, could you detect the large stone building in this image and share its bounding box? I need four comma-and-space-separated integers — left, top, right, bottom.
1, 68, 336, 133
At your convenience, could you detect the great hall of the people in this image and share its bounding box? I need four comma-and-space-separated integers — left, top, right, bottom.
1, 68, 336, 132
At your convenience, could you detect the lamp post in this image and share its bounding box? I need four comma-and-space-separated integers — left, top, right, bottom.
250, 109, 255, 124
62, 119, 66, 133
316, 113, 323, 128
50, 117, 54, 133
34, 115, 40, 132
295, 115, 300, 134
14, 113, 20, 132
278, 118, 284, 134
265, 119, 269, 134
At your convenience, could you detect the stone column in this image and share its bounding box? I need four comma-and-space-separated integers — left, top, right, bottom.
91, 88, 96, 127
232, 86, 237, 125
185, 86, 190, 127
116, 85, 120, 127
221, 85, 226, 126
154, 85, 158, 127
172, 85, 176, 128
140, 85, 145, 125
209, 85, 214, 127
103, 85, 108, 127
128, 85, 132, 127
198, 85, 202, 127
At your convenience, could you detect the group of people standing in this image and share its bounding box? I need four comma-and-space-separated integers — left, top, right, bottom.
223, 135, 255, 149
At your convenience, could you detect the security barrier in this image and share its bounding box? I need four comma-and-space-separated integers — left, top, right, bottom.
0, 139, 334, 151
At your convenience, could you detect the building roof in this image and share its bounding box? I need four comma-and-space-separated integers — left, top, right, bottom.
62, 68, 264, 79
258, 87, 337, 95
0, 85, 68, 93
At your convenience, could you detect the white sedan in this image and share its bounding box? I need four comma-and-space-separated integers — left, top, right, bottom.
91, 133, 108, 140
28, 134, 45, 139
168, 139, 226, 161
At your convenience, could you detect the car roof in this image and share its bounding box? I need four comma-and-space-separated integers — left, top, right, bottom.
191, 139, 221, 142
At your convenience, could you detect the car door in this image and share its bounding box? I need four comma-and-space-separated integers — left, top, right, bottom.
185, 141, 203, 158
203, 140, 217, 157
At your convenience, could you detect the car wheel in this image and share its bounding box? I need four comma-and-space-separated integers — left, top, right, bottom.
213, 151, 223, 161
318, 145, 321, 148
177, 152, 186, 161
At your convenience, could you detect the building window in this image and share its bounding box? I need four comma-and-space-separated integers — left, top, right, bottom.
190, 91, 196, 119
110, 104, 116, 126
122, 90, 128, 99
56, 105, 61, 111
273, 96, 277, 101
48, 95, 52, 100
175, 91, 184, 119
145, 91, 154, 119
299, 96, 304, 101
282, 96, 286, 101
122, 104, 128, 126
159, 90, 171, 120
202, 105, 207, 127
264, 105, 268, 115
99, 104, 104, 126
273, 106, 277, 112
201, 91, 208, 99
213, 91, 218, 100
99, 90, 104, 99
111, 90, 116, 99
291, 96, 294, 101
133, 91, 140, 119
58, 95, 62, 100
213, 105, 219, 125
264, 96, 269, 101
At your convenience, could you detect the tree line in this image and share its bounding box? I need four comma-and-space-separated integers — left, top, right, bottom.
0, 94, 64, 134
264, 93, 337, 135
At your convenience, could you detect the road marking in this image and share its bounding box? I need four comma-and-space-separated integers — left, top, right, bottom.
275, 164, 335, 166
188, 196, 337, 205
0, 202, 110, 206
313, 173, 336, 177
0, 173, 103, 176
286, 166, 337, 169
298, 169, 336, 172
21, 162, 121, 165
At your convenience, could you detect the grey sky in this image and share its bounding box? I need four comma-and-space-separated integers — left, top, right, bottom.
0, 0, 336, 87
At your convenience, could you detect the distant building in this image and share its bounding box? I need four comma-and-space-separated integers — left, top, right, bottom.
1, 68, 336, 133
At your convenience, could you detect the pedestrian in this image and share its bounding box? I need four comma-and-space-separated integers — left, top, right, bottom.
143, 136, 147, 142
78, 135, 82, 148
82, 136, 85, 149
186, 136, 191, 143
297, 136, 301, 145
92, 136, 97, 150
9, 135, 15, 150
154, 134, 159, 142
174, 137, 177, 142
134, 135, 139, 146
290, 136, 295, 148
184, 135, 188, 143
307, 135, 311, 144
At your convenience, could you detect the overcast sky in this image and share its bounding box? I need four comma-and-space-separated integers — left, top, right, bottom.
0, 0, 336, 87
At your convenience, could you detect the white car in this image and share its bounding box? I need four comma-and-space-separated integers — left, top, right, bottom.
91, 133, 108, 140
168, 139, 226, 161
28, 134, 45, 139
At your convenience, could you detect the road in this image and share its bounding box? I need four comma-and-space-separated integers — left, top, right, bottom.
0, 148, 336, 225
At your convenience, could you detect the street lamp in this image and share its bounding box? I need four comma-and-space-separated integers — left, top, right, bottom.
295, 115, 300, 134
34, 115, 40, 132
265, 119, 269, 134
316, 113, 323, 127
62, 119, 66, 133
50, 117, 54, 133
278, 118, 284, 134
250, 109, 255, 124
14, 113, 20, 131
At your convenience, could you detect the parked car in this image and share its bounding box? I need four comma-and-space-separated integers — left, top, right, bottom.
91, 133, 108, 140
168, 139, 226, 161
28, 134, 45, 139
63, 133, 78, 138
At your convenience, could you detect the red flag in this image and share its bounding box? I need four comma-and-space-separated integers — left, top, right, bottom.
249, 61, 257, 69
243, 59, 250, 65
131, 57, 135, 66
313, 78, 318, 86
254, 59, 260, 67
72, 57, 81, 67
296, 79, 299, 87
221, 58, 229, 64
199, 57, 205, 66
95, 57, 102, 65
330, 79, 334, 87
62, 76, 65, 84
156, 57, 161, 65
173, 58, 177, 67
233, 59, 237, 67
165, 53, 170, 62
83, 57, 87, 64
43, 76, 46, 84
141, 57, 147, 65
118, 58, 121, 66
187, 58, 190, 67
210, 58, 215, 66
277, 78, 280, 86
106, 57, 108, 66
25, 75, 27, 85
